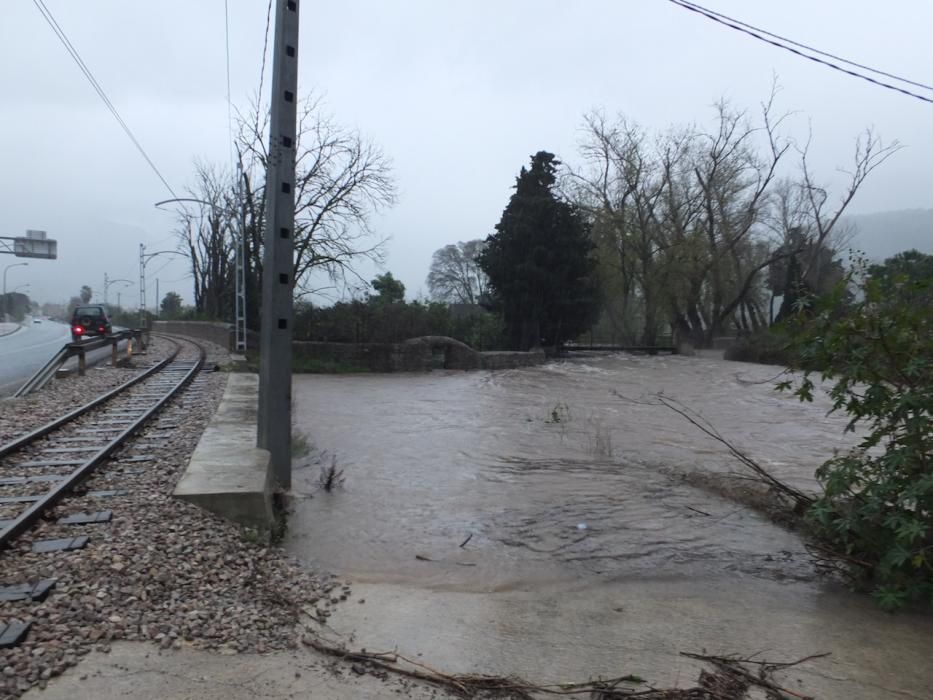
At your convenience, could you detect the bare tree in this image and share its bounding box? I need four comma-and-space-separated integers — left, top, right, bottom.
426, 240, 489, 304
175, 161, 236, 319
237, 95, 397, 298
572, 87, 898, 347
795, 127, 901, 289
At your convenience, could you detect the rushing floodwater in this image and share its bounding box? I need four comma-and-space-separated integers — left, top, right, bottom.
287, 352, 856, 588
286, 353, 933, 699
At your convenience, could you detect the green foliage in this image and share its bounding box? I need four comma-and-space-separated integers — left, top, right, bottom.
292, 297, 506, 350
160, 291, 184, 317
867, 249, 933, 306
782, 260, 933, 608
480, 151, 601, 350
370, 272, 405, 304
1, 292, 30, 322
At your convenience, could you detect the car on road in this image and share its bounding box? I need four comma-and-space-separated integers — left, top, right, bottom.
70, 305, 112, 342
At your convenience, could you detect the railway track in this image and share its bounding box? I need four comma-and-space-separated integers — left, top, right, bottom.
0, 334, 207, 648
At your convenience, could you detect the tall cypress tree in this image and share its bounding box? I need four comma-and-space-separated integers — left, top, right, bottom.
479, 151, 601, 350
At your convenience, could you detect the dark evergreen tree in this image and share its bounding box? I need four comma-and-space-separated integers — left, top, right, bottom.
370, 272, 406, 304
479, 151, 601, 350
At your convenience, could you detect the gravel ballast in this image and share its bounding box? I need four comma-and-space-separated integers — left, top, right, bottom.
1, 335, 342, 700
0, 336, 176, 444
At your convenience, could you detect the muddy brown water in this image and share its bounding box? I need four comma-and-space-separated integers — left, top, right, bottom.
288, 352, 852, 587
286, 353, 933, 698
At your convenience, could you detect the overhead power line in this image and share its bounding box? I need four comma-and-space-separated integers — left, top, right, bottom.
224, 0, 236, 170
31, 0, 184, 198
257, 0, 274, 108
672, 0, 933, 93
667, 0, 933, 106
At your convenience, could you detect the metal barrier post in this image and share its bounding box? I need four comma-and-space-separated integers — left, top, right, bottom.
111, 339, 119, 367
77, 350, 86, 376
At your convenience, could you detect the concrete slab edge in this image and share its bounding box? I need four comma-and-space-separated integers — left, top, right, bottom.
173, 373, 274, 532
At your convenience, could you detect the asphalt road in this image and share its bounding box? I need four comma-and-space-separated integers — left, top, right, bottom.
0, 320, 126, 397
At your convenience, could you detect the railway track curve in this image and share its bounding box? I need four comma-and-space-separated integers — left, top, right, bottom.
0, 334, 207, 647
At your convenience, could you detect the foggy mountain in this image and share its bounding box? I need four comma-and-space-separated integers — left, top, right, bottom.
841, 209, 933, 262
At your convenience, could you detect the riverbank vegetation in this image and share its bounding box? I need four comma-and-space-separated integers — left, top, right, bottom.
168, 85, 903, 358
776, 259, 933, 609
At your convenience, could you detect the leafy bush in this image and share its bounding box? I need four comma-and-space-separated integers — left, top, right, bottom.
780, 264, 933, 609
293, 299, 506, 349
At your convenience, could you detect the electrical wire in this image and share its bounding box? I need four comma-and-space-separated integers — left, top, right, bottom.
257, 0, 274, 109
673, 0, 933, 93
31, 0, 185, 198
224, 0, 236, 171
149, 256, 182, 278
667, 0, 933, 106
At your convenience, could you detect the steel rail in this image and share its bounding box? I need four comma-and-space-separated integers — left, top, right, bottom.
0, 340, 181, 460
0, 337, 206, 548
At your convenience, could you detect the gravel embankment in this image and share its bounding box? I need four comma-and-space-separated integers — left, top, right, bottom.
1, 335, 343, 700
0, 336, 176, 444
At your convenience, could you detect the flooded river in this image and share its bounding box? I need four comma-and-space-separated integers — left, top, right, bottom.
287, 353, 933, 698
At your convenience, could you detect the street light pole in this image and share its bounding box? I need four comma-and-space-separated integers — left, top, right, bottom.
2, 262, 28, 322
138, 245, 180, 329
102, 274, 133, 307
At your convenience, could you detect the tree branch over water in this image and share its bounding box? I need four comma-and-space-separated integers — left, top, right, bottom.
614, 391, 814, 509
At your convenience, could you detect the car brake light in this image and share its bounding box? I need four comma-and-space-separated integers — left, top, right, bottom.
73, 326, 83, 334
98, 327, 105, 332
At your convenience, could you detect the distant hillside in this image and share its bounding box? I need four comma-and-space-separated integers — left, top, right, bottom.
841, 209, 933, 262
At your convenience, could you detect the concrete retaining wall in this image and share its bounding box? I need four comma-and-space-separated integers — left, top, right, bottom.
173, 374, 273, 531
152, 320, 233, 350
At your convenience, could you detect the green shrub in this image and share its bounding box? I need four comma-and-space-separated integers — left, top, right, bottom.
780, 267, 933, 609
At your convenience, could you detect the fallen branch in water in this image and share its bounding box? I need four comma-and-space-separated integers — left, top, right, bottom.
301, 628, 825, 699
680, 651, 830, 700
614, 391, 814, 510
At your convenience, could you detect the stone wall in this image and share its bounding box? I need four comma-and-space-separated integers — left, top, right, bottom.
480, 349, 547, 370
153, 322, 547, 372
292, 341, 430, 372
294, 336, 546, 372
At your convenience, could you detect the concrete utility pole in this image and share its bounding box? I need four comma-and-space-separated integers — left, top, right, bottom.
258, 0, 300, 488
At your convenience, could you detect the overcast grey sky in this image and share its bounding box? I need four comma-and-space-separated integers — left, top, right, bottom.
2, 0, 931, 307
